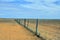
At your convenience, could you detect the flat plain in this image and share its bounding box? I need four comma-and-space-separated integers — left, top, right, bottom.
24, 19, 60, 40
0, 19, 40, 40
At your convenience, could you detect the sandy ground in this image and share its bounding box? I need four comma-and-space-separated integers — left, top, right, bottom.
0, 19, 40, 40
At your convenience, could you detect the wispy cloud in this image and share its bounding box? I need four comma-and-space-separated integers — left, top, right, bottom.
0, 0, 60, 19
22, 0, 60, 9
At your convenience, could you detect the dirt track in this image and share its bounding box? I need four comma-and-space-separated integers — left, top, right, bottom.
0, 19, 40, 40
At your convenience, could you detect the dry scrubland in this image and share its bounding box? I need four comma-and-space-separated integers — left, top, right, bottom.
0, 19, 60, 40
0, 19, 40, 40
22, 19, 60, 40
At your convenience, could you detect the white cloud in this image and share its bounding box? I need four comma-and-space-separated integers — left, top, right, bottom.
0, 0, 15, 2
21, 0, 60, 11
0, 0, 60, 18
24, 0, 34, 2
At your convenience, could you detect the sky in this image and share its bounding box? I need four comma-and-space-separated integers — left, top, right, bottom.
0, 0, 60, 19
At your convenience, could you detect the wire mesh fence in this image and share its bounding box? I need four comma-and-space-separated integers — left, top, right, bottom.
15, 19, 60, 40
15, 19, 39, 35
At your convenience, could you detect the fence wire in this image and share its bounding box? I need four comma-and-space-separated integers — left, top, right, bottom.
15, 19, 59, 40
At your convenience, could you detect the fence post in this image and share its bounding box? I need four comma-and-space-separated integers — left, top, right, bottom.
24, 19, 26, 27
36, 19, 39, 36
27, 19, 29, 27
19, 19, 20, 24
18, 19, 20, 24
17, 19, 18, 22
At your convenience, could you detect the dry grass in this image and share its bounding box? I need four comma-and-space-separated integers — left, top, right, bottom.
25, 19, 60, 40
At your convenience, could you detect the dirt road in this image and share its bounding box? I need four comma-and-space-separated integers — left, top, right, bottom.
0, 19, 40, 40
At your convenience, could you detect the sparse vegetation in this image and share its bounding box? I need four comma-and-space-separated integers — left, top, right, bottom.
19, 19, 60, 40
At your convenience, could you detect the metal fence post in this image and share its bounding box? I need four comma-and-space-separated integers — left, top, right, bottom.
19, 19, 20, 24
18, 19, 20, 24
24, 19, 26, 27
27, 19, 29, 27
36, 19, 39, 36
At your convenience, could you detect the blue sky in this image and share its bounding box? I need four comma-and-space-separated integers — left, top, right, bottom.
0, 0, 60, 19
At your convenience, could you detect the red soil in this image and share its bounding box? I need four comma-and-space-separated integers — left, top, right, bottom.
0, 19, 40, 40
